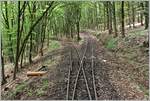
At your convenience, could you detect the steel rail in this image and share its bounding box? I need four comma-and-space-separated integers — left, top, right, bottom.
66, 50, 72, 100
71, 40, 92, 100
91, 41, 98, 100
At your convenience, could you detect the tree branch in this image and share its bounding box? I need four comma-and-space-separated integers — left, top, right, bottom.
18, 1, 55, 59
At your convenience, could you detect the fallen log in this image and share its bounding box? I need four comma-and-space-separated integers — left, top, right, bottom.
27, 71, 46, 76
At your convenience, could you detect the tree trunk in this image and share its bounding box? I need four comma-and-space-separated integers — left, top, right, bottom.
128, 2, 131, 28
13, 2, 55, 79
13, 1, 21, 80
103, 6, 106, 31
132, 2, 135, 28
29, 33, 33, 63
137, 5, 140, 23
1, 33, 7, 85
28, 2, 36, 63
137, 13, 140, 23
112, 2, 117, 37
121, 1, 125, 37
40, 13, 48, 56
1, 56, 7, 85
70, 25, 73, 39
77, 22, 80, 41
4, 1, 14, 63
140, 2, 144, 26
145, 1, 149, 29
76, 6, 81, 41
20, 42, 26, 68
108, 2, 112, 34
106, 2, 109, 30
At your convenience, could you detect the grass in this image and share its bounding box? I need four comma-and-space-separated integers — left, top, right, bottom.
6, 78, 50, 99
35, 79, 49, 96
105, 37, 118, 50
27, 89, 33, 97
36, 88, 45, 96
43, 57, 57, 66
15, 83, 26, 92
42, 79, 49, 89
128, 27, 148, 36
48, 40, 60, 51
9, 82, 26, 98
139, 84, 149, 98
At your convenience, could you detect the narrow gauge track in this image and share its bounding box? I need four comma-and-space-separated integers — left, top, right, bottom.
66, 38, 98, 100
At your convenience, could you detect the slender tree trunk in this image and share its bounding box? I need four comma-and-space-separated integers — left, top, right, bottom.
1, 56, 7, 85
77, 22, 80, 41
137, 3, 140, 23
108, 2, 112, 34
47, 32, 50, 46
4, 1, 14, 63
29, 33, 33, 63
76, 6, 81, 41
132, 2, 135, 28
28, 3, 33, 64
140, 2, 144, 26
13, 2, 55, 78
145, 1, 149, 29
20, 51, 24, 68
137, 13, 140, 23
106, 2, 109, 30
112, 2, 117, 37
13, 1, 21, 80
128, 2, 131, 28
20, 44, 26, 68
103, 5, 106, 31
40, 13, 48, 56
1, 34, 7, 85
28, 2, 36, 63
70, 25, 73, 39
121, 1, 125, 37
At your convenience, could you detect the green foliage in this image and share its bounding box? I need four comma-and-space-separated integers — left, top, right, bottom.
35, 79, 49, 96
128, 27, 148, 36
36, 88, 45, 96
27, 89, 33, 97
106, 37, 118, 50
42, 79, 49, 89
15, 83, 26, 93
49, 40, 60, 51
8, 82, 26, 98
139, 84, 149, 98
1, 0, 148, 84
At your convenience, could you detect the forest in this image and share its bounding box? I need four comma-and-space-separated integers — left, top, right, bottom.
1, 1, 149, 100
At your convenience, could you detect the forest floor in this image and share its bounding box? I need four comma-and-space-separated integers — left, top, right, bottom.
1, 26, 149, 100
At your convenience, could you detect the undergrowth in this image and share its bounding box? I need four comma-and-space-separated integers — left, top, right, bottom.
48, 40, 60, 51
105, 37, 118, 50
9, 82, 26, 98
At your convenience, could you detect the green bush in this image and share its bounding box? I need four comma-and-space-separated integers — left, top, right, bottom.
106, 37, 118, 50
49, 40, 60, 51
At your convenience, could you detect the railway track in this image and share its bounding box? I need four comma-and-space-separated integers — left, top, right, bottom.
66, 38, 98, 100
